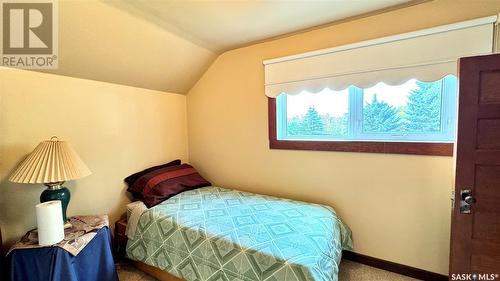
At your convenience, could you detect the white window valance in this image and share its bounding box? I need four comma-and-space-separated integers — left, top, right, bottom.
263, 15, 498, 97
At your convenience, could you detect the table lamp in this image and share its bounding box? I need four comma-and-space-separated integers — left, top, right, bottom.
9, 137, 91, 227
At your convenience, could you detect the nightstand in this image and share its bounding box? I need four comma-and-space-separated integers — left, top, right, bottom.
7, 216, 118, 281
114, 217, 128, 258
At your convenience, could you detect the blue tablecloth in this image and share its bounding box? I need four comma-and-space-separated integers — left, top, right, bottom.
8, 227, 118, 281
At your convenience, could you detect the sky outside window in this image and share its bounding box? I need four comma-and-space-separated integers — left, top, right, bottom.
280, 76, 453, 140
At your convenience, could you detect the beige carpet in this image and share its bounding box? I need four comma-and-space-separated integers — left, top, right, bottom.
117, 260, 420, 281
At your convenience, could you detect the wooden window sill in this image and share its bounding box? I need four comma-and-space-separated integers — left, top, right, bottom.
269, 139, 453, 156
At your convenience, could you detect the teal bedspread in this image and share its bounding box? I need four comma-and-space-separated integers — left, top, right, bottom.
126, 186, 352, 281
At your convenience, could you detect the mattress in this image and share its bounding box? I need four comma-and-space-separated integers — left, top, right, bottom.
126, 186, 352, 281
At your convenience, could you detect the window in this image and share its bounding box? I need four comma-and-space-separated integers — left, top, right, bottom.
264, 16, 496, 156
277, 75, 457, 142
269, 76, 457, 155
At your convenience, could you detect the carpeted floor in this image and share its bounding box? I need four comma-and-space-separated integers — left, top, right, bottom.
116, 260, 420, 281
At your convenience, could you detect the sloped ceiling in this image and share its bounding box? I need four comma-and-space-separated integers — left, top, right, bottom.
42, 0, 216, 94
42, 0, 416, 94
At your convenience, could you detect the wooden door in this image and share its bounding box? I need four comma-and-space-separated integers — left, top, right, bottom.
450, 53, 500, 276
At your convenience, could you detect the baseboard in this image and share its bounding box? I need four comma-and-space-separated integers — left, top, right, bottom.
342, 250, 448, 281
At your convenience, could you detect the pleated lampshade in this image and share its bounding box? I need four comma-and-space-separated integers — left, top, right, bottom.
9, 137, 91, 184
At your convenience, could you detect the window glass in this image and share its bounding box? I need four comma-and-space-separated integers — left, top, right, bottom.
285, 89, 348, 137
362, 80, 443, 134
276, 75, 457, 142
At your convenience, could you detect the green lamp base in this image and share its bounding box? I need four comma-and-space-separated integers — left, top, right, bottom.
40, 183, 70, 224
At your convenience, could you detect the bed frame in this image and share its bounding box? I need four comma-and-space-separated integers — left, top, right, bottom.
131, 260, 183, 281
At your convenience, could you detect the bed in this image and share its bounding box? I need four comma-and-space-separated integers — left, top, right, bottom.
125, 186, 352, 281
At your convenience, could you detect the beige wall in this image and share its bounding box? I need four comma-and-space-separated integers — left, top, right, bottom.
0, 68, 188, 246
187, 0, 500, 275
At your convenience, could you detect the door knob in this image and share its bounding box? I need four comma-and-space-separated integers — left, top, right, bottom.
464, 195, 476, 205
460, 189, 476, 214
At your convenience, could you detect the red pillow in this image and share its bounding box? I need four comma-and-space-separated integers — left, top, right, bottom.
128, 164, 211, 208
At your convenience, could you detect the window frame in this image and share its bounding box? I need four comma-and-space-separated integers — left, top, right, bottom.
268, 78, 455, 156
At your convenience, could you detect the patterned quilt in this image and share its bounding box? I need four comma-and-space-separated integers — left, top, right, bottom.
126, 186, 353, 281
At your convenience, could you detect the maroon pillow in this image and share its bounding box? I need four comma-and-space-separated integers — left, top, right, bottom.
125, 159, 181, 186
129, 164, 211, 208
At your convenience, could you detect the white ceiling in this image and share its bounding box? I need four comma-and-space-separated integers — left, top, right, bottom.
107, 0, 415, 52
42, 0, 417, 94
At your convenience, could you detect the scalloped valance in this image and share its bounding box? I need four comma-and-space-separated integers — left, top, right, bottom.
263, 15, 498, 97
